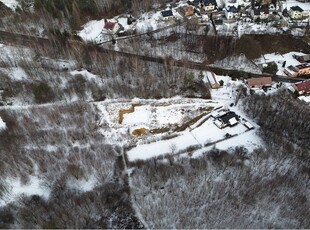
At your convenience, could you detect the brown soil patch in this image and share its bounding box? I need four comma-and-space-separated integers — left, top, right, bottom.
132, 128, 149, 136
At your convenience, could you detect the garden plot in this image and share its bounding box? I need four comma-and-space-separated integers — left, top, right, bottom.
126, 111, 255, 162
98, 98, 216, 129
95, 98, 217, 147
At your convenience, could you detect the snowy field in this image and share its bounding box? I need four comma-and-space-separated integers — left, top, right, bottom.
0, 176, 50, 206
126, 114, 257, 161
0, 0, 19, 10
211, 54, 263, 74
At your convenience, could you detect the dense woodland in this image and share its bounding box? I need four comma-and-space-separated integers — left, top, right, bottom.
0, 0, 310, 228
0, 103, 143, 228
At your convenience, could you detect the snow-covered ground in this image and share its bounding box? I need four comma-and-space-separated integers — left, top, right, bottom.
0, 176, 50, 206
0, 0, 19, 10
211, 54, 262, 74
0, 116, 6, 130
127, 113, 257, 161
78, 9, 183, 43
298, 95, 310, 104
66, 175, 98, 192
78, 19, 109, 43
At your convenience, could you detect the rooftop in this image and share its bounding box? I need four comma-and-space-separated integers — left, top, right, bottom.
295, 80, 310, 93
226, 5, 239, 13
218, 111, 239, 126
290, 6, 304, 12
161, 10, 173, 17
104, 21, 117, 30
247, 77, 272, 88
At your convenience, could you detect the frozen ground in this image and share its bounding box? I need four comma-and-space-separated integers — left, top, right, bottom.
0, 176, 50, 206
211, 54, 262, 74
126, 113, 256, 161
0, 116, 6, 130
0, 0, 19, 10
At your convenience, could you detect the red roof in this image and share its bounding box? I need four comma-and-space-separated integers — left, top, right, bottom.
295, 80, 310, 93
247, 77, 272, 88
104, 21, 116, 30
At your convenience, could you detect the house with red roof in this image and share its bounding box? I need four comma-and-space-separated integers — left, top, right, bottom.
295, 80, 310, 95
104, 20, 121, 34
247, 77, 272, 88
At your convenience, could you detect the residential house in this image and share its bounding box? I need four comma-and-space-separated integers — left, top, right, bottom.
293, 54, 310, 63
104, 21, 121, 34
295, 64, 310, 76
247, 77, 272, 88
214, 19, 223, 25
211, 11, 224, 19
184, 5, 195, 17
201, 0, 217, 12
161, 10, 174, 20
251, 8, 269, 20
285, 64, 310, 77
225, 5, 240, 19
213, 111, 240, 129
295, 80, 310, 95
289, 6, 304, 19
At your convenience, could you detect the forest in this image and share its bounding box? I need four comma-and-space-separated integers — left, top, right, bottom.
0, 0, 310, 228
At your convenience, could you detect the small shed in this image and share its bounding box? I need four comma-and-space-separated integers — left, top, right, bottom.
244, 122, 254, 130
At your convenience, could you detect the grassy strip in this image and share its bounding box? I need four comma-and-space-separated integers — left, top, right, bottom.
150, 127, 170, 134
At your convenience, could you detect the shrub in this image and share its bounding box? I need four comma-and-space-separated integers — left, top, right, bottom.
32, 82, 55, 104
263, 62, 278, 74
